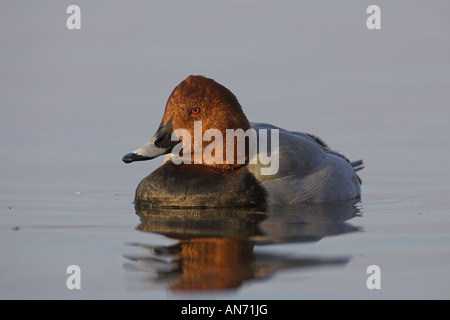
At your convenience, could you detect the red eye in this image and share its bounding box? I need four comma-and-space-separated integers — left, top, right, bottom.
191, 107, 200, 115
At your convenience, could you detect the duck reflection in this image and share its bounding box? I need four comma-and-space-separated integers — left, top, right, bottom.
124, 201, 361, 292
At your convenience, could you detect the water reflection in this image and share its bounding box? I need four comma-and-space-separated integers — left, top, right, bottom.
124, 201, 361, 292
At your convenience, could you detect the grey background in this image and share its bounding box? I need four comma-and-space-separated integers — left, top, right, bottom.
1, 1, 449, 185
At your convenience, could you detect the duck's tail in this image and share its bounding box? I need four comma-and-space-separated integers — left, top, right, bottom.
350, 160, 364, 185
351, 160, 364, 172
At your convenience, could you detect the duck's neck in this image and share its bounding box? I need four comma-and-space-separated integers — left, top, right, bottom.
177, 161, 247, 174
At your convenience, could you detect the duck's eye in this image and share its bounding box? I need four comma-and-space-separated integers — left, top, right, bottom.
191, 107, 201, 115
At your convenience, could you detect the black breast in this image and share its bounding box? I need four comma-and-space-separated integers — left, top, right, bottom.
134, 162, 267, 209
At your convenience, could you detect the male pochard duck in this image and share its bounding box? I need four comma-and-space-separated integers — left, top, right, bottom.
123, 75, 362, 208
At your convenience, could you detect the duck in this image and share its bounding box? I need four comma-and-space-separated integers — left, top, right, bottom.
122, 75, 362, 208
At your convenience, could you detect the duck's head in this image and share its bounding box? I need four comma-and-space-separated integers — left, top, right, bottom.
122, 75, 251, 170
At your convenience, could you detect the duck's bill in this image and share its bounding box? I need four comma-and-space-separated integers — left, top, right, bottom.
122, 117, 179, 164
122, 151, 154, 163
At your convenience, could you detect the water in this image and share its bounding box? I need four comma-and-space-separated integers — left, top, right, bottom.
1, 1, 449, 299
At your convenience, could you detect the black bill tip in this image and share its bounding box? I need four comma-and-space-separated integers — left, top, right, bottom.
122, 153, 152, 164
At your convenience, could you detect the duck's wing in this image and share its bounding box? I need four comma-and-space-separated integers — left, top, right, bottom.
249, 122, 363, 182
304, 132, 364, 183
249, 123, 326, 182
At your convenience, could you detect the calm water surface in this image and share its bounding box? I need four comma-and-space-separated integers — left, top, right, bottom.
1, 1, 449, 299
